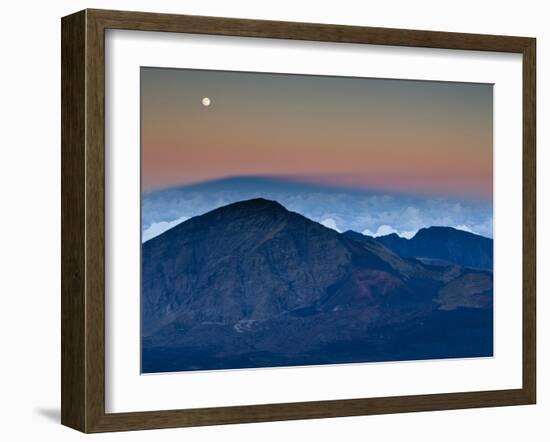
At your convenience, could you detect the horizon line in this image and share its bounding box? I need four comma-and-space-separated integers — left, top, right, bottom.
142, 174, 493, 203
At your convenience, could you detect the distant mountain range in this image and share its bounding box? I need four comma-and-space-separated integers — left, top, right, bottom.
344, 227, 493, 270
142, 198, 493, 373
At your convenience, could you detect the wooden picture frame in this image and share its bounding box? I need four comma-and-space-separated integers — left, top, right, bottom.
61, 8, 536, 433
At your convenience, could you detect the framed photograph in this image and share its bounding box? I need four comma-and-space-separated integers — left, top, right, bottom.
61, 9, 536, 433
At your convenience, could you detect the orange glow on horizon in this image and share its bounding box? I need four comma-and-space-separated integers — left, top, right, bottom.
141, 68, 493, 200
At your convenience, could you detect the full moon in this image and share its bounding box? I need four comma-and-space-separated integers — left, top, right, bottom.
202, 97, 211, 107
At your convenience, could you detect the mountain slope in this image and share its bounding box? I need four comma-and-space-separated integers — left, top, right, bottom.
142, 199, 493, 372
142, 198, 353, 335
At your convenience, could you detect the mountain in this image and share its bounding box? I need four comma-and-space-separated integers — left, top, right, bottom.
344, 227, 493, 270
142, 199, 493, 373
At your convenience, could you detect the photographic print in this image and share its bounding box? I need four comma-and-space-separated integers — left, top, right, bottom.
140, 67, 494, 374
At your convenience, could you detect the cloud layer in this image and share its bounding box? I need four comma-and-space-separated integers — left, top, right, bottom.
142, 215, 189, 242
142, 178, 493, 242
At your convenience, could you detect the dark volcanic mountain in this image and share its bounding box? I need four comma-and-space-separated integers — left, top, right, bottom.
142, 199, 493, 372
344, 227, 493, 270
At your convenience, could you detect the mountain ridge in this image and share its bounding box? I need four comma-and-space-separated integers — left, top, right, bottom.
343, 225, 493, 270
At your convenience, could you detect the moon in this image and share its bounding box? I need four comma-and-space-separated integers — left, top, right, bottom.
202, 97, 211, 107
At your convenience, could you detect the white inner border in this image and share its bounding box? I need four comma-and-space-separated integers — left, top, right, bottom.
105, 30, 523, 413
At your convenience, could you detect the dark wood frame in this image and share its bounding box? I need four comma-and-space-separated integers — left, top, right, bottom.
61, 8, 536, 433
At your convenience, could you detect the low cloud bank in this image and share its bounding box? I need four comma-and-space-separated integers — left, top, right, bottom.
142, 182, 493, 242
142, 215, 189, 242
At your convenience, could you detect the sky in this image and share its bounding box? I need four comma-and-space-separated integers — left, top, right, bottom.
140, 67, 493, 241
141, 67, 493, 200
